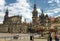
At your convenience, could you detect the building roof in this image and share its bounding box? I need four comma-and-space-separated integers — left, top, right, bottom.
50, 18, 56, 22
55, 24, 60, 27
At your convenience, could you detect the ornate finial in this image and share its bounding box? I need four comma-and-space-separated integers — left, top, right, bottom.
41, 9, 43, 14
5, 8, 9, 15
24, 17, 26, 22
34, 0, 36, 10
24, 18, 26, 23
46, 14, 48, 17
41, 9, 44, 16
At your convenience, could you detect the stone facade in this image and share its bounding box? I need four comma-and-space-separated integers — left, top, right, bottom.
0, 0, 60, 34
0, 9, 28, 33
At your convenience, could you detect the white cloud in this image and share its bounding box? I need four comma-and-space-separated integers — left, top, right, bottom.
0, 0, 5, 6
37, 9, 41, 13
47, 7, 60, 13
45, 7, 60, 17
48, 0, 60, 4
0, 0, 5, 23
54, 0, 60, 3
1, 0, 59, 23
47, 0, 60, 17
0, 18, 3, 24
54, 8, 60, 13
5, 0, 32, 22
48, 0, 60, 7
0, 12, 5, 17
0, 0, 5, 11
48, 0, 53, 3
0, 12, 5, 24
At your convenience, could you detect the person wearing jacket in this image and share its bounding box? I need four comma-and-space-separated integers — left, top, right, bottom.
54, 33, 59, 41
47, 32, 52, 41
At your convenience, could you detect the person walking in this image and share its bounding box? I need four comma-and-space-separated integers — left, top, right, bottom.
54, 33, 59, 41
47, 32, 52, 41
30, 34, 34, 41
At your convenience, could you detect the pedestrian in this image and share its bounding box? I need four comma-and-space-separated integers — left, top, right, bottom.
50, 36, 52, 41
30, 34, 34, 41
55, 37, 59, 41
47, 32, 52, 41
54, 33, 59, 41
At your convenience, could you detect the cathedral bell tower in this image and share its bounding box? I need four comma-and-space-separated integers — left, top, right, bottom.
39, 9, 45, 26
32, 0, 38, 24
5, 8, 8, 18
3, 8, 9, 24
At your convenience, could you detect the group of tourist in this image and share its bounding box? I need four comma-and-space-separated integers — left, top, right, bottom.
47, 32, 59, 41
30, 32, 59, 41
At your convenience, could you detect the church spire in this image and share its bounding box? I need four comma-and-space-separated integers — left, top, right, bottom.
41, 9, 44, 17
5, 8, 9, 16
34, 0, 36, 10
32, 0, 38, 25
41, 9, 43, 14
3, 8, 9, 24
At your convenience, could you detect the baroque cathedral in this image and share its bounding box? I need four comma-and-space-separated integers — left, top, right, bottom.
0, 0, 60, 33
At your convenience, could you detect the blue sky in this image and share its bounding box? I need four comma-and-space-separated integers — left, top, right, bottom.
0, 0, 60, 23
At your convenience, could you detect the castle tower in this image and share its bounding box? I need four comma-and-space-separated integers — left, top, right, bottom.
41, 9, 44, 17
39, 9, 45, 26
32, 0, 38, 24
5, 8, 8, 18
3, 8, 9, 24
